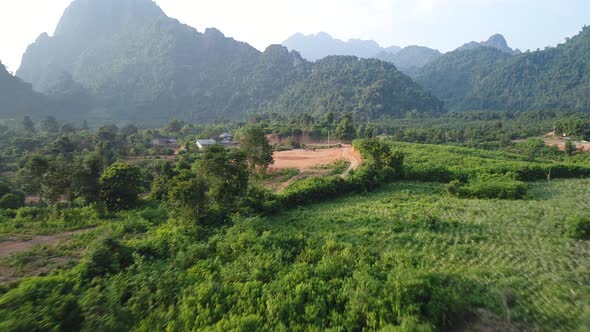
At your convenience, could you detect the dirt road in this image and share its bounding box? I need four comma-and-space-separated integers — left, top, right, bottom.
0, 228, 94, 257
272, 145, 363, 192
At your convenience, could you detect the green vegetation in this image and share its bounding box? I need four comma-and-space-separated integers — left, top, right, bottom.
447, 175, 527, 200
1, 178, 588, 331
417, 26, 590, 113
266, 56, 443, 118
566, 215, 590, 240
0, 108, 589, 331
14, 0, 441, 126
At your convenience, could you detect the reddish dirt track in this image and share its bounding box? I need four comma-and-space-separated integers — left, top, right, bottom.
270, 145, 362, 172
0, 228, 94, 258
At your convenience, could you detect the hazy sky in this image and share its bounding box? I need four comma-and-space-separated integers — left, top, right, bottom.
1, 0, 589, 72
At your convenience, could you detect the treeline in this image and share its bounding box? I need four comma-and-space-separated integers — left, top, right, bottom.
250, 109, 590, 148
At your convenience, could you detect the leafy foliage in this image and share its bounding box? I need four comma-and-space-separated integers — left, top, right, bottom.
566, 215, 590, 240
266, 56, 443, 119
447, 174, 527, 200
99, 162, 146, 211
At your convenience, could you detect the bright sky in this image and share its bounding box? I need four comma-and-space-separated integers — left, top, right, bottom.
0, 0, 589, 72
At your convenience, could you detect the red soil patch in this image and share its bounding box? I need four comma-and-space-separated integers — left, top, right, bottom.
543, 139, 590, 152
271, 145, 362, 172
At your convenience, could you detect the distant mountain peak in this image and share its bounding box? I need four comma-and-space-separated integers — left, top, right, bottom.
281, 32, 397, 61
54, 0, 165, 37
484, 34, 509, 49
457, 33, 518, 55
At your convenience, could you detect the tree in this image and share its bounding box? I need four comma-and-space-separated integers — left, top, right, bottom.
41, 116, 60, 133
197, 145, 248, 212
120, 124, 138, 137
71, 153, 102, 204
51, 136, 75, 155
355, 139, 404, 178
239, 126, 274, 172
365, 124, 376, 138
41, 157, 73, 204
0, 193, 25, 210
99, 162, 146, 211
18, 155, 50, 196
22, 116, 35, 133
167, 171, 209, 219
565, 140, 577, 156
335, 113, 356, 141
165, 119, 184, 133
60, 123, 76, 134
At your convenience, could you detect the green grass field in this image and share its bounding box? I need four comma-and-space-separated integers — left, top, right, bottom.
2, 140, 590, 331
250, 179, 590, 330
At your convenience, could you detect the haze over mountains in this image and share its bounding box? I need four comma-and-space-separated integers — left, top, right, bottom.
282, 32, 399, 61
1, 0, 589, 126
282, 32, 522, 76
10, 0, 441, 126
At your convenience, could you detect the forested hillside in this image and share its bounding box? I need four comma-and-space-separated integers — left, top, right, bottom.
417, 27, 590, 112
375, 46, 442, 76
266, 56, 443, 118
473, 26, 590, 112
415, 47, 512, 110
0, 62, 50, 118
14, 0, 440, 126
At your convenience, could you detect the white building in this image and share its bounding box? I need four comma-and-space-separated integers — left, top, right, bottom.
196, 139, 217, 150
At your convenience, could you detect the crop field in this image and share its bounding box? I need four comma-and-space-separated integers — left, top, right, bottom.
254, 179, 590, 330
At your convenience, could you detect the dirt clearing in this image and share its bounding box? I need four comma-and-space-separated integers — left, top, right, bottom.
0, 228, 94, 258
271, 145, 362, 172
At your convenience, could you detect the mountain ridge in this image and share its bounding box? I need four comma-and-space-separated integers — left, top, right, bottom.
14, 0, 442, 126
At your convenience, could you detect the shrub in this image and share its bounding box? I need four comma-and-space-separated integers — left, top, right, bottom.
0, 193, 25, 210
80, 237, 133, 279
448, 175, 527, 200
566, 215, 590, 240
281, 176, 346, 207
15, 206, 49, 222
0, 276, 83, 331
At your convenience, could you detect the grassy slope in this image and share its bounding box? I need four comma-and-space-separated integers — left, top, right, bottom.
258, 179, 590, 330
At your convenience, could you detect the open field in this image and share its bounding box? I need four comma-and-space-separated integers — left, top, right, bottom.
271, 144, 361, 173
259, 179, 590, 330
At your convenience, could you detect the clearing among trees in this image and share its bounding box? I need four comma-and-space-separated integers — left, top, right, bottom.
270, 144, 361, 173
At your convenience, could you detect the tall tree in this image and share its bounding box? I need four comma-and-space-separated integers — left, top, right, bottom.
40, 116, 60, 133
99, 162, 146, 211
22, 116, 35, 133
197, 145, 248, 212
335, 113, 356, 140
239, 126, 274, 172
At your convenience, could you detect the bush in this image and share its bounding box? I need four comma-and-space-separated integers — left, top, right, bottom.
280, 176, 346, 207
0, 193, 25, 210
566, 215, 590, 240
448, 175, 527, 200
0, 276, 83, 331
15, 206, 49, 222
80, 237, 133, 279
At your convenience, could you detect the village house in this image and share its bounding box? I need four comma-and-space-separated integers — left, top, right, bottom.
196, 139, 217, 150
151, 138, 179, 147
219, 133, 236, 146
